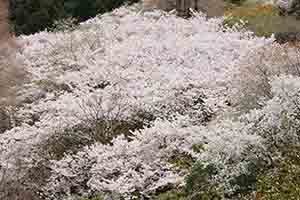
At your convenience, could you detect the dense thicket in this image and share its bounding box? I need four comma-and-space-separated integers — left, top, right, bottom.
64, 0, 137, 21
9, 0, 138, 35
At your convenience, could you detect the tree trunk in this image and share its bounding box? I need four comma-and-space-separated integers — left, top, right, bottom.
0, 0, 9, 42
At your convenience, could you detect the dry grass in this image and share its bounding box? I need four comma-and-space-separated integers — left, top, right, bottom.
143, 0, 226, 17
223, 3, 300, 37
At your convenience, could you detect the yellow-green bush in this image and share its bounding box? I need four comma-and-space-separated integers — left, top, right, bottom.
152, 189, 186, 200
79, 194, 104, 200
223, 3, 300, 37
168, 151, 195, 171
257, 146, 300, 200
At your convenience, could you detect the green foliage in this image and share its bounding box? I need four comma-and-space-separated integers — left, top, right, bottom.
64, 0, 137, 21
51, 17, 78, 32
222, 15, 246, 29
9, 0, 139, 35
0, 107, 12, 133
42, 119, 134, 160
152, 189, 187, 200
223, 0, 247, 6
42, 110, 154, 160
274, 32, 300, 45
42, 124, 92, 160
185, 162, 222, 200
90, 109, 155, 145
191, 144, 206, 153
257, 145, 300, 200
168, 151, 195, 170
92, 118, 142, 144
64, 0, 118, 21
79, 194, 104, 200
9, 0, 65, 35
229, 161, 257, 196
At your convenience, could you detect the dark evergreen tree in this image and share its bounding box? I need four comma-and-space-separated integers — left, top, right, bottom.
64, 0, 138, 20
9, 0, 139, 35
9, 0, 64, 35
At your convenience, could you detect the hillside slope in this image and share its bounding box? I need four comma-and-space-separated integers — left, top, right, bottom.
1, 3, 300, 200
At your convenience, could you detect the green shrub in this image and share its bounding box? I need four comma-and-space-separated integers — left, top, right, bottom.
50, 17, 78, 32
185, 162, 222, 200
79, 194, 104, 200
222, 15, 246, 29
257, 145, 300, 200
42, 110, 155, 160
9, 0, 139, 35
168, 151, 195, 171
192, 144, 206, 153
0, 106, 12, 133
223, 0, 247, 6
41, 125, 91, 160
228, 161, 257, 197
42, 119, 141, 160
91, 118, 141, 144
64, 0, 138, 21
9, 0, 65, 35
152, 189, 187, 200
